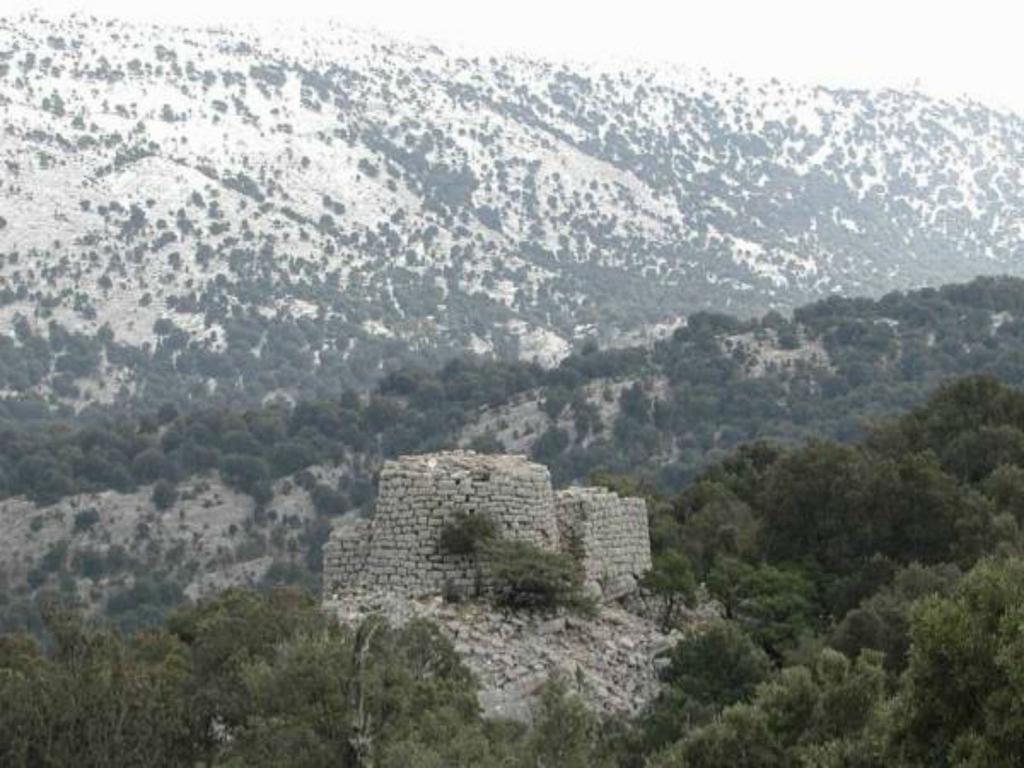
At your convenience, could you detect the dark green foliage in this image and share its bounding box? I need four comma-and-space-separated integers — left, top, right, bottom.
643, 621, 771, 750
131, 448, 173, 484
626, 375, 1024, 764
0, 588, 616, 767
667, 622, 771, 711
530, 426, 570, 464
640, 375, 1024, 660
10, 277, 1024, 522
309, 483, 349, 516
151, 479, 178, 510
221, 453, 271, 494
641, 551, 697, 631
670, 481, 760, 576
8, 368, 1024, 763
40, 540, 68, 573
270, 440, 319, 476
72, 509, 100, 533
484, 540, 584, 610
7, 270, 1024, 764
829, 563, 960, 672
650, 648, 888, 768
893, 558, 1024, 765
105, 576, 185, 632
0, 356, 547, 510
541, 385, 572, 420
0, 613, 196, 767
757, 444, 963, 579
439, 511, 497, 556
707, 557, 817, 657
71, 549, 108, 580
522, 678, 616, 768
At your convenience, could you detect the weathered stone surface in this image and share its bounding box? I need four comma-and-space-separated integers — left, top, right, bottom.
324, 590, 700, 721
323, 451, 652, 602
554, 487, 653, 598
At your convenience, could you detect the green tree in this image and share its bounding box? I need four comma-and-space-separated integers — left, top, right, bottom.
439, 511, 497, 556
523, 677, 615, 768
707, 557, 816, 656
484, 540, 584, 611
641, 551, 697, 631
893, 557, 1024, 765
830, 562, 960, 673
152, 479, 178, 510
0, 612, 196, 767
643, 621, 770, 749
651, 648, 888, 768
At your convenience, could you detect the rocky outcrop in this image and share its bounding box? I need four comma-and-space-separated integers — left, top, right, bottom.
326, 590, 692, 721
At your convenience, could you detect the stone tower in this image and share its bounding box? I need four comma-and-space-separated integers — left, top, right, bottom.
323, 451, 652, 601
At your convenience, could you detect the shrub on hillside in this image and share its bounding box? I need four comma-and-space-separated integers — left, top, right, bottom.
641, 551, 698, 631
310, 483, 349, 516
152, 479, 178, 510
72, 509, 100, 533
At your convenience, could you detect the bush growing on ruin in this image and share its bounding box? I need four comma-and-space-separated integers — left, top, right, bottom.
484, 539, 584, 610
439, 511, 497, 556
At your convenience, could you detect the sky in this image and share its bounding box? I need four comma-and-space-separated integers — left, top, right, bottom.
10, 0, 1024, 114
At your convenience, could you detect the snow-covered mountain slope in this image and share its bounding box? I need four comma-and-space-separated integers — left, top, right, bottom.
1, 13, 1022, 408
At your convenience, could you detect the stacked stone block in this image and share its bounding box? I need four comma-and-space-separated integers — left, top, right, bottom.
322, 518, 372, 589
324, 452, 561, 596
554, 488, 653, 600
323, 450, 652, 601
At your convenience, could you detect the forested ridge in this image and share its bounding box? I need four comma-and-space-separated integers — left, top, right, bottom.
5, 277, 1024, 767
7, 276, 1024, 636
6, 375, 1024, 765
5, 274, 1024, 507
5, 14, 1024, 404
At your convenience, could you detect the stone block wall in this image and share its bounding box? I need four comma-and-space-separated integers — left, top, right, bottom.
322, 518, 372, 588
323, 451, 652, 601
324, 452, 561, 597
555, 488, 653, 599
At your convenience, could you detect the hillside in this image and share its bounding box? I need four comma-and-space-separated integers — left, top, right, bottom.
9, 375, 1024, 765
0, 463, 346, 633
462, 274, 1024, 486
2, 13, 1024, 412
6, 275, 1024, 633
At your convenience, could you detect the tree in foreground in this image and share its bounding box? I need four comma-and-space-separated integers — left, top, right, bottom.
641, 551, 698, 631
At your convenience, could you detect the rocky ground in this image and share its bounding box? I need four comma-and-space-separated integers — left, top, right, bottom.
325, 589, 719, 721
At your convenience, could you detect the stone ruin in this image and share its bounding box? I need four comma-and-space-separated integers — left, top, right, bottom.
323, 451, 653, 602
322, 452, 679, 720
